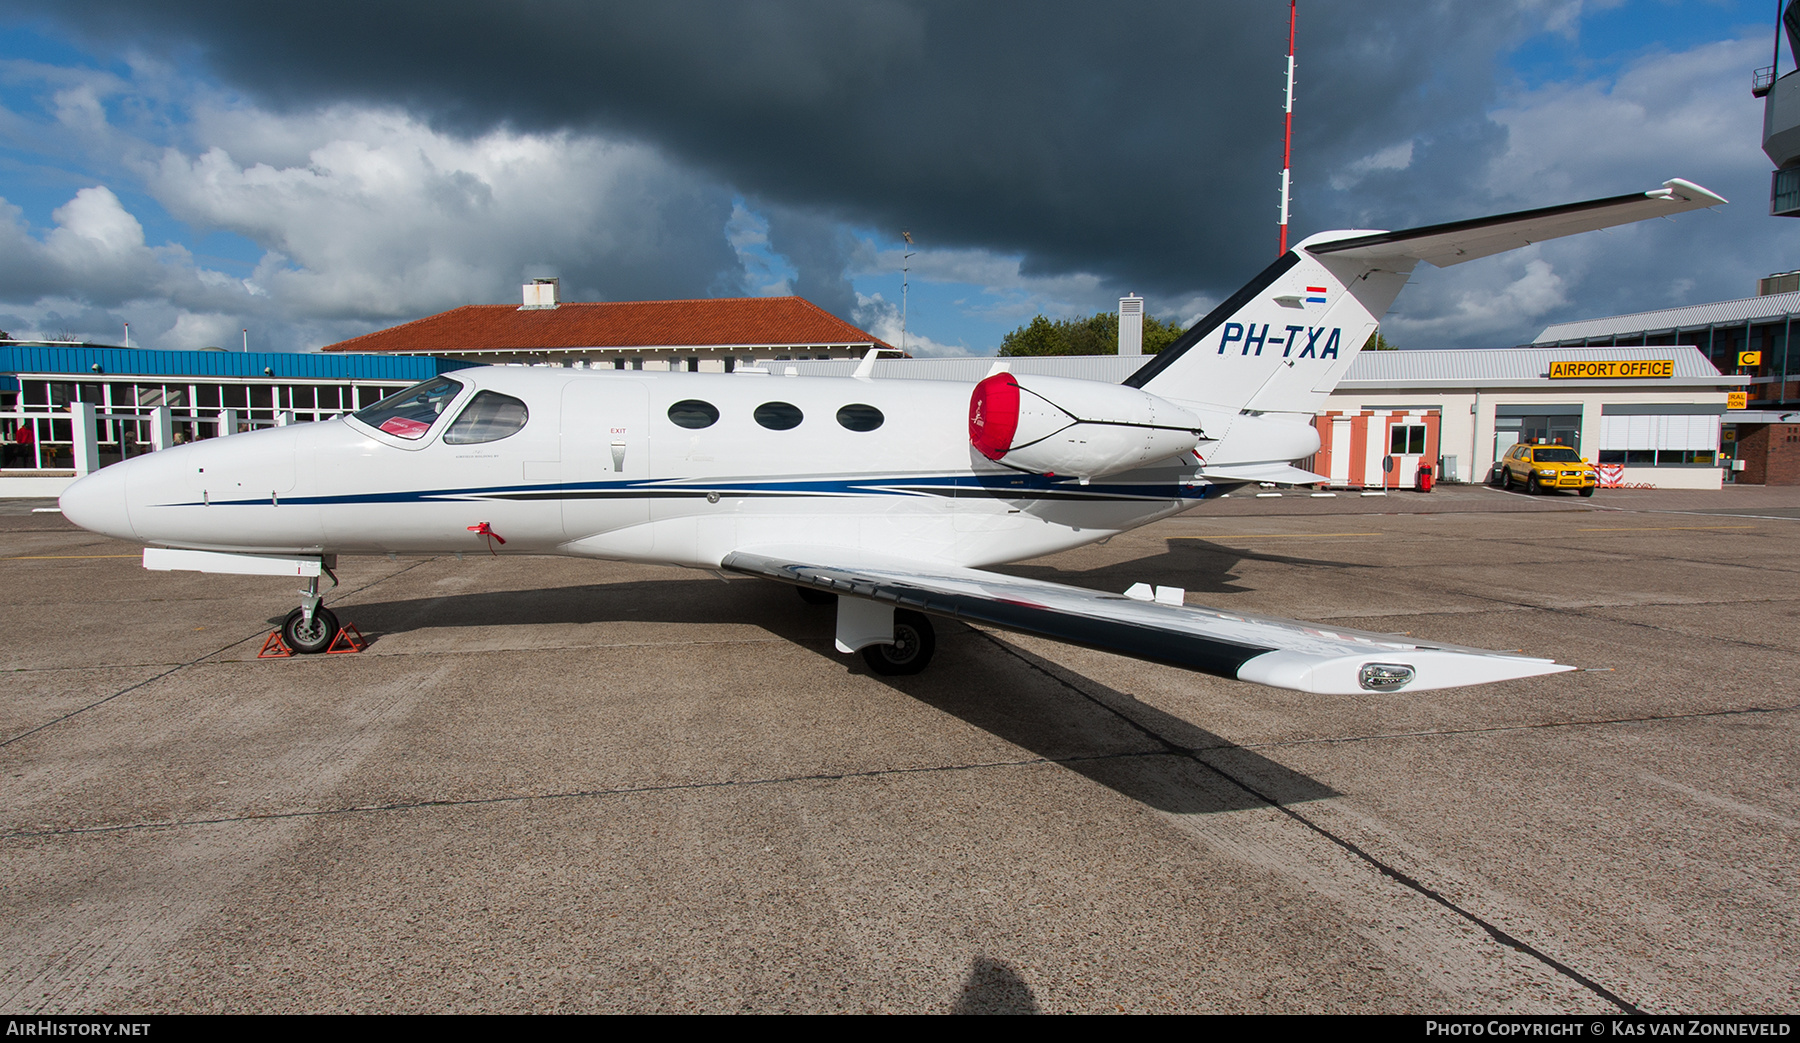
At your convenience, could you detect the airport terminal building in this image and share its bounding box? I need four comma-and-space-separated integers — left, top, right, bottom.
1317, 345, 1737, 490
1530, 292, 1800, 485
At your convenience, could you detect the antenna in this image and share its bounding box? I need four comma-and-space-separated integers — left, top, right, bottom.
1759, 0, 1782, 95
123, 322, 129, 349
1277, 0, 1297, 255
900, 231, 914, 356
1776, 0, 1784, 80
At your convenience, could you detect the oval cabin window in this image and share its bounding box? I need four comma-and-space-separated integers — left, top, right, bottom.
836, 404, 884, 432
668, 399, 720, 429
444, 391, 530, 444
753, 402, 804, 430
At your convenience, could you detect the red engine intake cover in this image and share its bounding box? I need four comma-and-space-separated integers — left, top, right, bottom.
968, 373, 1021, 461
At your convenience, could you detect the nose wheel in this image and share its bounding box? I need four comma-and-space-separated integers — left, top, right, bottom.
277, 568, 344, 655
282, 605, 341, 654
860, 609, 936, 676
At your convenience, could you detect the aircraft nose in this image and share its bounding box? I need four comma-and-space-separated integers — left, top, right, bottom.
58, 463, 137, 541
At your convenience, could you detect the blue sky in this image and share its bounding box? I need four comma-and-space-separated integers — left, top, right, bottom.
0, 1, 1788, 354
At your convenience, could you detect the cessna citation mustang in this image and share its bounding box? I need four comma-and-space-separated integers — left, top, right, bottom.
61, 179, 1723, 695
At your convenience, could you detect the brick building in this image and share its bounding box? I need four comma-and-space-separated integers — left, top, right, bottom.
1736, 422, 1800, 484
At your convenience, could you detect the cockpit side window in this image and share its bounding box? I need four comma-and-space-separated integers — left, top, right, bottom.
353, 377, 465, 440
444, 391, 530, 444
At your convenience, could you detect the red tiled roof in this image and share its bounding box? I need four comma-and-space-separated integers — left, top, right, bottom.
320, 296, 891, 353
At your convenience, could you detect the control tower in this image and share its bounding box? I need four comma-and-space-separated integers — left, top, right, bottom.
1759, 0, 1800, 214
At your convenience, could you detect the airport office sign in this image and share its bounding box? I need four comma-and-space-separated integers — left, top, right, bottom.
1548, 359, 1674, 379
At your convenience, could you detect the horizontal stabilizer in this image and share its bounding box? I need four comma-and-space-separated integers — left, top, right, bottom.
1308, 178, 1725, 268
723, 549, 1572, 695
1198, 463, 1326, 486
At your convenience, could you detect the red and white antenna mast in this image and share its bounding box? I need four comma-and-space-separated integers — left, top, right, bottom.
1277, 0, 1297, 255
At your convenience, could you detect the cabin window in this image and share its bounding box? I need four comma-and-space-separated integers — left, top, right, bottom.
836, 403, 884, 432
444, 391, 530, 444
754, 401, 804, 430
667, 399, 720, 429
353, 377, 464, 440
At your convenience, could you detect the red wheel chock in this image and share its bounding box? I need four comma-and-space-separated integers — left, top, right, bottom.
326, 622, 367, 654
256, 621, 367, 659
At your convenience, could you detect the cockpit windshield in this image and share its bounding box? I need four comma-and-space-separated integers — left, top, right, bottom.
353, 377, 465, 440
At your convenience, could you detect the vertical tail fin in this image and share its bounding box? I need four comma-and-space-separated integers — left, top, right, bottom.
1122, 245, 1405, 416
1123, 179, 1726, 416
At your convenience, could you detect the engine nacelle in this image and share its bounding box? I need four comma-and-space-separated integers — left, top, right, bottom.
968, 373, 1203, 480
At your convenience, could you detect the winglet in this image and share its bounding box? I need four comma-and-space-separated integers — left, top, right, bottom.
1649, 178, 1727, 206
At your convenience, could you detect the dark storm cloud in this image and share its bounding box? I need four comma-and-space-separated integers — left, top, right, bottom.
756, 200, 862, 318
4, 0, 1568, 307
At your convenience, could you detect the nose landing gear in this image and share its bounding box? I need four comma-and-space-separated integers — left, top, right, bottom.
282, 604, 342, 654
267, 565, 360, 656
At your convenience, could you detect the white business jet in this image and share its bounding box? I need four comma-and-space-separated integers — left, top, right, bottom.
60, 179, 1722, 694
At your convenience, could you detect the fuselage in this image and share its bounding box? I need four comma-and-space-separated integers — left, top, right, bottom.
59, 366, 1230, 571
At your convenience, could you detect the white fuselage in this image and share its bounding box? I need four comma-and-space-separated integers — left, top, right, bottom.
61, 367, 1235, 571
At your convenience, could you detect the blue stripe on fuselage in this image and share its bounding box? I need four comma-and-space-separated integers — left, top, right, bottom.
161, 472, 1216, 509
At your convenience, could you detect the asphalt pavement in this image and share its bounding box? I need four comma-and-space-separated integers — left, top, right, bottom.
2, 484, 1796, 1013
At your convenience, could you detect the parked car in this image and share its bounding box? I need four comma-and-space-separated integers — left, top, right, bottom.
1492, 443, 1597, 496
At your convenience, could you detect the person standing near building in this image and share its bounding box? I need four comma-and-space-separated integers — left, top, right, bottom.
5, 420, 34, 468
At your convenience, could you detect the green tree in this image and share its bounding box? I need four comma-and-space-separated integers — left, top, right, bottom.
1142, 314, 1185, 354
1364, 330, 1398, 351
998, 311, 1188, 357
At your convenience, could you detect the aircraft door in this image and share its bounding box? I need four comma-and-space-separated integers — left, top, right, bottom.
561, 379, 651, 542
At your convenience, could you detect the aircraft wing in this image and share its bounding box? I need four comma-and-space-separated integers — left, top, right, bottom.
721, 549, 1572, 695
1308, 178, 1725, 268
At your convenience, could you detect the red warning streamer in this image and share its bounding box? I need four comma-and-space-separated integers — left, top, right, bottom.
467, 521, 507, 555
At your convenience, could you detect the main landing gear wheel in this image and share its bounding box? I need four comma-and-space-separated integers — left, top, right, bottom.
282, 606, 340, 654
860, 609, 936, 676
